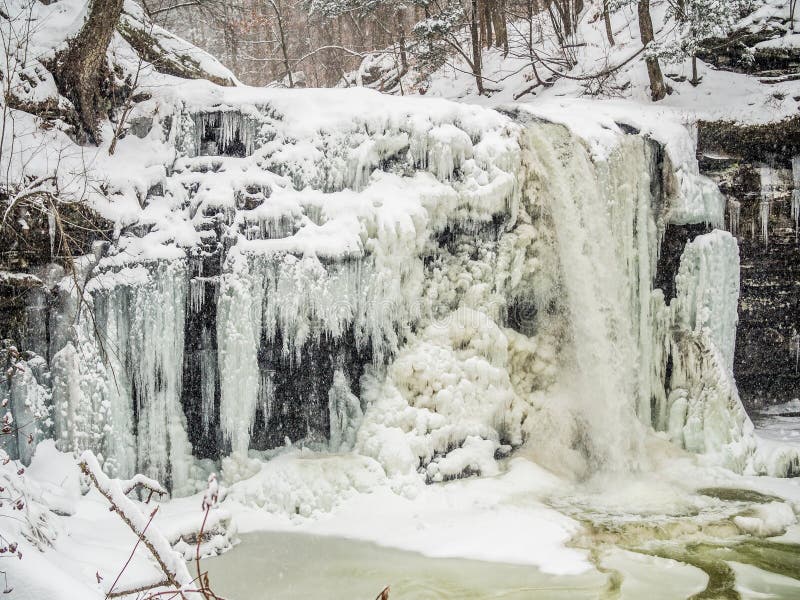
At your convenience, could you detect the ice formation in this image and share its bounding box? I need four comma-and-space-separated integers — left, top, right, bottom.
647, 231, 760, 471
759, 165, 774, 247
47, 262, 196, 494
4, 81, 786, 494
728, 198, 741, 238
792, 156, 800, 241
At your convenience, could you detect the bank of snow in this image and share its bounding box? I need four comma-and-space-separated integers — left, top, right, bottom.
224, 454, 591, 574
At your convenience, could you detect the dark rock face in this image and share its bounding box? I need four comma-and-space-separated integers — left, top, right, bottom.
655, 223, 714, 302
0, 198, 113, 351
698, 118, 800, 166
699, 123, 800, 410
736, 228, 800, 409
694, 13, 800, 411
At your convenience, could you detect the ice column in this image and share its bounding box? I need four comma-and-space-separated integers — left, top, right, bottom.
672, 231, 740, 373
728, 198, 741, 238
759, 166, 773, 247
792, 157, 800, 242
328, 369, 362, 452
217, 255, 264, 455
127, 262, 193, 492
6, 357, 49, 465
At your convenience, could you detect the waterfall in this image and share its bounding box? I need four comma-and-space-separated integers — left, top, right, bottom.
14, 97, 764, 491
519, 125, 657, 473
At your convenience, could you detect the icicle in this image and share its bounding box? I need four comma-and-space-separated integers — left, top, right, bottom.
792, 156, 800, 242
760, 199, 771, 248
793, 331, 800, 376
727, 198, 740, 238
47, 211, 56, 257
759, 166, 773, 247
258, 371, 274, 427
200, 327, 216, 434
328, 369, 362, 452
190, 278, 206, 313
53, 262, 194, 489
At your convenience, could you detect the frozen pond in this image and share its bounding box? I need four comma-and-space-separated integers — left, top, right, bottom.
203, 528, 800, 599
203, 532, 607, 599
203, 531, 713, 600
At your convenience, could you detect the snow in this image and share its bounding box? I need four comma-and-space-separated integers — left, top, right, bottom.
733, 501, 798, 537
223, 451, 389, 517
227, 455, 591, 575
78, 450, 194, 587
3, 1, 800, 596
0, 442, 238, 600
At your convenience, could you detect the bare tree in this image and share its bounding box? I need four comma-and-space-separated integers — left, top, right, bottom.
638, 0, 667, 101
469, 0, 485, 94
603, 0, 614, 46
266, 0, 295, 86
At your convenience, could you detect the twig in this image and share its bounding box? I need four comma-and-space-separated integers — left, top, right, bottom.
78, 453, 192, 594
104, 508, 159, 598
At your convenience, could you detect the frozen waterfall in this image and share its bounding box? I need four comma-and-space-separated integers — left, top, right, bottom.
5, 95, 769, 493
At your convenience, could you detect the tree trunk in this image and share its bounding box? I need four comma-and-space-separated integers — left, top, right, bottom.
675, 0, 687, 20
52, 0, 125, 143
270, 0, 293, 88
492, 0, 508, 54
396, 8, 408, 74
603, 0, 615, 46
690, 53, 699, 86
638, 0, 667, 101
470, 0, 485, 95
482, 1, 494, 48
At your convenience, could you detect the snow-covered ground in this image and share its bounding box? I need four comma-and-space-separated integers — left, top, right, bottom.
6, 437, 800, 598
388, 0, 800, 126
